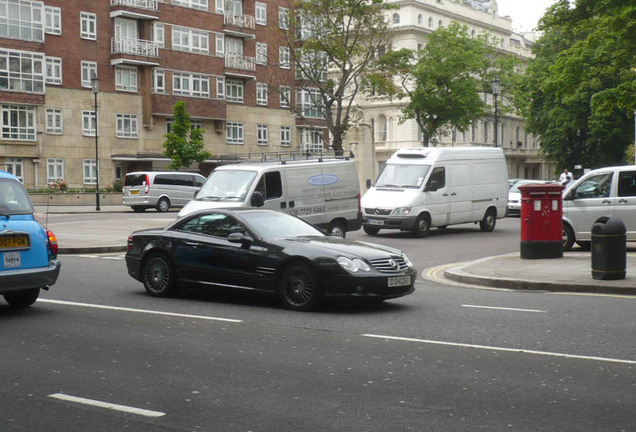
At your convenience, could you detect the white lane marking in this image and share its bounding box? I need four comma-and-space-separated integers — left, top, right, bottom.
462, 304, 547, 313
363, 334, 636, 365
38, 299, 242, 323
48, 393, 165, 418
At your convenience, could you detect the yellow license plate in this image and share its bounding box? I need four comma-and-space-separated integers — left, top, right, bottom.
130, 190, 139, 194
0, 236, 29, 249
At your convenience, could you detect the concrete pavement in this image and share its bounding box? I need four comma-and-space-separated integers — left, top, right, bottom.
35, 204, 636, 295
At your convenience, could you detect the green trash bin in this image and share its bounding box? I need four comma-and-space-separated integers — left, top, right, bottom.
591, 216, 626, 280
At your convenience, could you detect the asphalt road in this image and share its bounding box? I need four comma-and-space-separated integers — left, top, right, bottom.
2, 216, 635, 431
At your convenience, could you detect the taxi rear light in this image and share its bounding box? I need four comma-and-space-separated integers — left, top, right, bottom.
47, 230, 58, 257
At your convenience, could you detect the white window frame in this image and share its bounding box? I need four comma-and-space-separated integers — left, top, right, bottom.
153, 22, 165, 48
280, 126, 291, 147
82, 110, 96, 136
81, 61, 97, 88
0, 49, 45, 94
226, 122, 244, 145
216, 76, 225, 99
45, 56, 62, 85
83, 159, 97, 185
297, 88, 324, 119
1, 105, 36, 140
80, 12, 97, 40
257, 124, 268, 146
5, 158, 23, 182
255, 42, 267, 65
225, 79, 243, 103
279, 85, 291, 108
116, 113, 139, 138
115, 65, 138, 92
279, 46, 290, 69
172, 0, 209, 11
278, 7, 289, 30
0, 0, 44, 42
173, 72, 210, 98
256, 82, 268, 106
45, 108, 63, 134
300, 127, 324, 153
47, 158, 64, 182
215, 33, 225, 57
173, 26, 209, 54
255, 2, 267, 25
45, 6, 62, 35
152, 68, 165, 93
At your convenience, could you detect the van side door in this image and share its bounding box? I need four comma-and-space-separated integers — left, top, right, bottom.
448, 162, 473, 224
615, 169, 636, 239
253, 171, 286, 212
423, 166, 450, 227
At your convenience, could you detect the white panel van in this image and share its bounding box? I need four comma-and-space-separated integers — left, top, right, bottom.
562, 165, 636, 250
178, 158, 362, 237
361, 147, 508, 237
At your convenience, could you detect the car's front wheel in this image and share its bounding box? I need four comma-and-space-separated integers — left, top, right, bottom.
412, 214, 430, 238
142, 253, 176, 297
278, 263, 321, 311
4, 288, 40, 308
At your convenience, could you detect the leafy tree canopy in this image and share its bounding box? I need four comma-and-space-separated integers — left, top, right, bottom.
524, 0, 636, 170
162, 101, 211, 171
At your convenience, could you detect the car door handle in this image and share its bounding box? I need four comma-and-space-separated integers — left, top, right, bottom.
450, 193, 457, 196
442, 193, 449, 196
602, 200, 611, 204
186, 241, 201, 247
618, 199, 628, 204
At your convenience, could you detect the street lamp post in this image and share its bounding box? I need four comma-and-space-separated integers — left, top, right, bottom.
91, 76, 101, 211
491, 76, 500, 148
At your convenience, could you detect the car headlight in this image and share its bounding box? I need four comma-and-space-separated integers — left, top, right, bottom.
337, 257, 371, 273
391, 207, 412, 216
403, 255, 415, 269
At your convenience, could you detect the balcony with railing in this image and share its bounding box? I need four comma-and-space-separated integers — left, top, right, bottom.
225, 55, 256, 72
110, 0, 159, 11
224, 13, 255, 31
111, 37, 160, 58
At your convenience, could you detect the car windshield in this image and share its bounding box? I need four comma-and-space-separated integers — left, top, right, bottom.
510, 181, 546, 193
375, 163, 431, 188
0, 179, 33, 215
242, 211, 325, 239
196, 169, 257, 201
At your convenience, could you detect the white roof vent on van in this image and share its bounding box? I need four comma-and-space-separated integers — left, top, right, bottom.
394, 148, 432, 159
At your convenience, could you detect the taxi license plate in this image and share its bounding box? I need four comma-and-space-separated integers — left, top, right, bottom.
368, 219, 384, 226
388, 276, 411, 287
0, 236, 29, 249
130, 190, 139, 195
3, 251, 21, 268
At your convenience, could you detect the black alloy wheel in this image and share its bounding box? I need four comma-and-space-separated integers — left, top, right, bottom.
142, 253, 176, 297
278, 263, 321, 311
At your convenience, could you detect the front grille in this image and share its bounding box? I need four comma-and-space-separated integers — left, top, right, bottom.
369, 256, 408, 273
364, 208, 392, 216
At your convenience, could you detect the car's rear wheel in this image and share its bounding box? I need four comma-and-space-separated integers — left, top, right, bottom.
563, 224, 575, 251
363, 226, 380, 236
142, 253, 176, 297
156, 197, 170, 212
479, 208, 497, 232
327, 220, 346, 238
4, 288, 39, 308
278, 263, 321, 311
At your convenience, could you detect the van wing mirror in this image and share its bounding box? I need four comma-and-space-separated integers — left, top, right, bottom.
424, 180, 439, 192
251, 191, 265, 207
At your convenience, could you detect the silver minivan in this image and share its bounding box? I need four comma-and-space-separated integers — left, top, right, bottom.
122, 171, 206, 212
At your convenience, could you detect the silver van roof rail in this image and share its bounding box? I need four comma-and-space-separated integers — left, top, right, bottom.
211, 150, 351, 165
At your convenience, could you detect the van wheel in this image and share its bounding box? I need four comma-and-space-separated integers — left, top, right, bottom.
363, 226, 380, 236
4, 288, 40, 308
563, 224, 575, 251
327, 221, 346, 238
156, 197, 170, 212
412, 214, 430, 238
132, 206, 145, 213
479, 209, 497, 232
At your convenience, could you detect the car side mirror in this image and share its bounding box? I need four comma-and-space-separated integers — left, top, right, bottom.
424, 180, 439, 192
251, 191, 264, 207
228, 232, 253, 246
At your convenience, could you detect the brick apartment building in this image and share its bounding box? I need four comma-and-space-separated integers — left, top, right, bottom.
0, 0, 329, 189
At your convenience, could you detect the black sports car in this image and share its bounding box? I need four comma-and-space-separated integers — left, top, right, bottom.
125, 208, 416, 311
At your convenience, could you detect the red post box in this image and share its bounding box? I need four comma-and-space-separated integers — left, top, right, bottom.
519, 183, 565, 259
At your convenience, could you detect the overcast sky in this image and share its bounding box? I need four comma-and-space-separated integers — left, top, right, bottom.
496, 0, 558, 32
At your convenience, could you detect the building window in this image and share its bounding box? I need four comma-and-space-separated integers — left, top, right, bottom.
215, 33, 224, 56
81, 61, 97, 88
173, 72, 210, 97
255, 2, 267, 25
115, 65, 138, 92
116, 113, 138, 138
300, 128, 323, 153
280, 126, 291, 147
172, 0, 209, 11
83, 159, 97, 184
153, 22, 165, 48
1, 105, 36, 140
152, 68, 165, 93
0, 0, 44, 42
392, 13, 399, 24
225, 79, 244, 103
45, 108, 63, 134
279, 46, 290, 69
166, 118, 202, 134
257, 124, 268, 146
226, 122, 244, 144
417, 14, 423, 26
45, 56, 62, 85
5, 158, 23, 182
256, 82, 268, 106
377, 115, 387, 142
438, 19, 443, 28
279, 85, 291, 108
297, 89, 324, 119
45, 6, 61, 35
47, 158, 64, 182
216, 76, 225, 99
80, 12, 97, 40
0, 49, 45, 93
256, 42, 268, 65
428, 17, 433, 27
172, 26, 209, 54
82, 110, 96, 136
278, 7, 289, 30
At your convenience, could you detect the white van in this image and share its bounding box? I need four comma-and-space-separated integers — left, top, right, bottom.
562, 165, 636, 250
123, 171, 206, 212
361, 147, 508, 237
178, 158, 362, 237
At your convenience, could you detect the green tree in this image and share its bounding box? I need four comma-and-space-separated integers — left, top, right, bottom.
372, 23, 519, 146
524, 0, 636, 170
162, 101, 211, 170
279, 0, 395, 154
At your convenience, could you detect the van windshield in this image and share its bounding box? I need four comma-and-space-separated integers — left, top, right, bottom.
375, 164, 431, 189
196, 169, 257, 202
